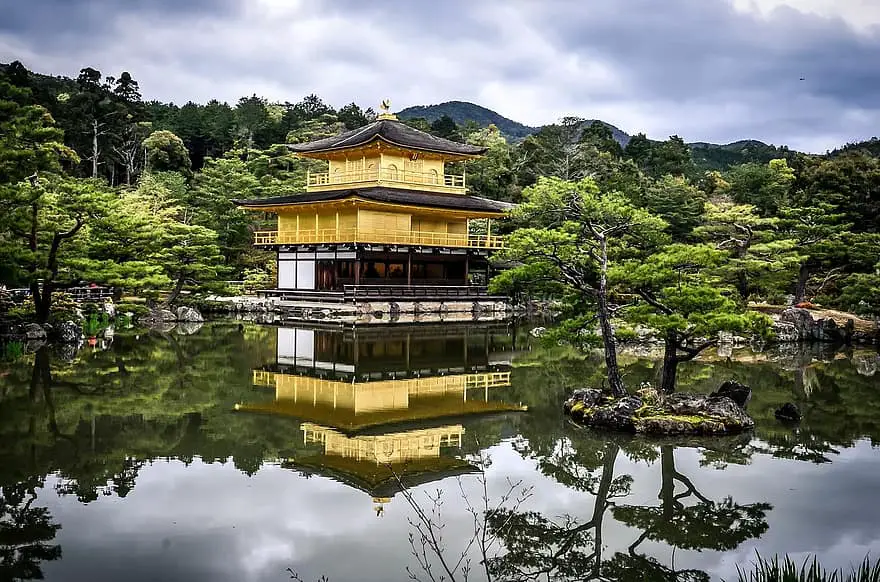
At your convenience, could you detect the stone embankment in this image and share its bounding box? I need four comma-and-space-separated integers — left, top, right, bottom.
768, 306, 878, 344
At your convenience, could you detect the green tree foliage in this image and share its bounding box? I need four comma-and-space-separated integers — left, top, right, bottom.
143, 130, 192, 175
777, 203, 851, 303
132, 173, 226, 305
579, 120, 623, 158
187, 158, 264, 269
429, 114, 461, 141
695, 202, 799, 301
464, 124, 517, 201
691, 140, 793, 173
724, 158, 796, 215
633, 175, 706, 240
615, 244, 772, 392
493, 177, 666, 396
515, 117, 588, 184
625, 134, 695, 179
0, 82, 155, 319
234, 94, 270, 157
336, 102, 375, 130
795, 151, 880, 234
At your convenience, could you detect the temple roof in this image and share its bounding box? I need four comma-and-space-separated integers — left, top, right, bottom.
283, 456, 478, 499
287, 119, 487, 157
235, 187, 513, 214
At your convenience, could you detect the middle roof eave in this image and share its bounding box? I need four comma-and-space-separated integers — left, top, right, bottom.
235, 187, 512, 214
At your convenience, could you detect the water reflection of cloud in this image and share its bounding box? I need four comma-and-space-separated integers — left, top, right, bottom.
33, 438, 880, 581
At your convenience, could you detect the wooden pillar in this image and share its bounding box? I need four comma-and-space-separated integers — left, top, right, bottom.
355, 254, 361, 286
464, 253, 470, 286
407, 249, 412, 286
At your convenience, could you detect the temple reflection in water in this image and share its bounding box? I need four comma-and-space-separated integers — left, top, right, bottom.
235, 323, 525, 509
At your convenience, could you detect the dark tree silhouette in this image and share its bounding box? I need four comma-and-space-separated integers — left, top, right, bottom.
0, 478, 62, 581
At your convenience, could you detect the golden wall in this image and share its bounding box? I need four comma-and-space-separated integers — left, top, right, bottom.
274, 207, 467, 237
327, 154, 446, 182
277, 209, 358, 235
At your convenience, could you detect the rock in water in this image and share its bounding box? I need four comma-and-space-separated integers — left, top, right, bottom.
780, 308, 813, 341
56, 321, 82, 344
143, 309, 177, 323
711, 380, 752, 409
23, 323, 46, 341
854, 353, 878, 377
563, 389, 755, 436
778, 307, 844, 343
662, 392, 755, 431
175, 321, 204, 335
101, 301, 116, 318
175, 306, 204, 322
775, 402, 801, 422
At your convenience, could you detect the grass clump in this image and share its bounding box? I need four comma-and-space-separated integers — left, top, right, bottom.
735, 553, 880, 582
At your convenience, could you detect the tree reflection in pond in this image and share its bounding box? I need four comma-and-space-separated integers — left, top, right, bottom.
490, 428, 771, 582
0, 323, 877, 581
0, 478, 62, 582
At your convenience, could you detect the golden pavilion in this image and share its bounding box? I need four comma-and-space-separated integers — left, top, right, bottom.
236, 104, 511, 299
234, 323, 525, 505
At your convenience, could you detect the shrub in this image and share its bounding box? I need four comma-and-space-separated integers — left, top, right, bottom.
116, 302, 151, 317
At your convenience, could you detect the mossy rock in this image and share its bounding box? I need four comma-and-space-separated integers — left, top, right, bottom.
564, 389, 754, 436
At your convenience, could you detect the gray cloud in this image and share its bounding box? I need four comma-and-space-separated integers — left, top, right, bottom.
1, 0, 878, 151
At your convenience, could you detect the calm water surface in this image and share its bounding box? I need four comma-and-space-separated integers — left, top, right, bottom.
1, 321, 879, 581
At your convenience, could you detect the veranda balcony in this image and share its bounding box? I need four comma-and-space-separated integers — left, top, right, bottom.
252, 227, 505, 249
306, 167, 466, 194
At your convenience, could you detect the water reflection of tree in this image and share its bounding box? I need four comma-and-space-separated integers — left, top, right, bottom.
607, 445, 771, 581
0, 325, 290, 503
492, 429, 771, 581
0, 478, 62, 581
486, 442, 627, 581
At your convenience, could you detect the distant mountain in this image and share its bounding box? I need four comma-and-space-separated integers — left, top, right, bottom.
397, 101, 540, 141
397, 100, 636, 148
689, 139, 796, 172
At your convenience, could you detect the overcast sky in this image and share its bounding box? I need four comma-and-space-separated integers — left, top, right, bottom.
2, 0, 879, 152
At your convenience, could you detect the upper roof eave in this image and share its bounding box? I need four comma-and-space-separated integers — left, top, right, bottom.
286, 119, 488, 157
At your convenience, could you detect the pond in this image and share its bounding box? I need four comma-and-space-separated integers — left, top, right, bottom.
1, 321, 879, 581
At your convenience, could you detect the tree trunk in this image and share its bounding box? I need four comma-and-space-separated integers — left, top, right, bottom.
92, 119, 99, 179
597, 236, 625, 397
736, 270, 749, 301
589, 443, 619, 580
162, 274, 186, 309
660, 330, 679, 394
34, 282, 53, 324
794, 262, 810, 304
659, 445, 676, 520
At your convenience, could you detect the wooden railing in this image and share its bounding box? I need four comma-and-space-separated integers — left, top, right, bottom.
253, 228, 504, 249
307, 167, 466, 192
343, 285, 491, 299
252, 370, 511, 389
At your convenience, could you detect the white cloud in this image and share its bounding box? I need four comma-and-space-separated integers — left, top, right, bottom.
729, 0, 880, 33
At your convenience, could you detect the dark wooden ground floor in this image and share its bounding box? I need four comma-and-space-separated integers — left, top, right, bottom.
276, 246, 493, 292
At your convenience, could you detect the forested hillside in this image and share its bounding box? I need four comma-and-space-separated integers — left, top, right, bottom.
690, 140, 797, 172
1, 59, 879, 323
397, 101, 539, 140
